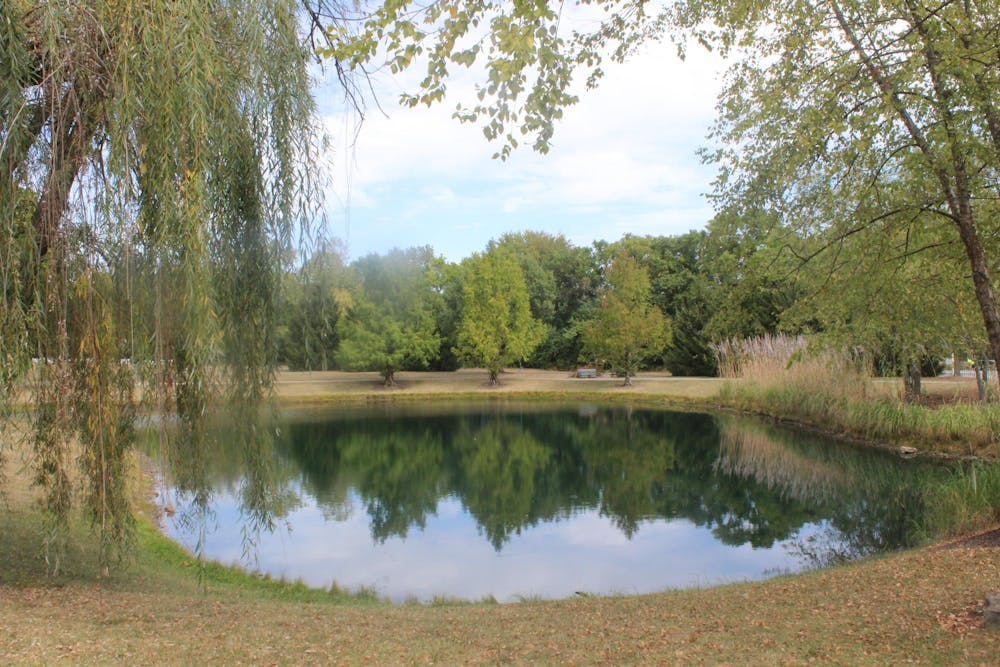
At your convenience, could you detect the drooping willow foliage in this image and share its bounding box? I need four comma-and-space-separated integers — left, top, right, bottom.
0, 0, 346, 572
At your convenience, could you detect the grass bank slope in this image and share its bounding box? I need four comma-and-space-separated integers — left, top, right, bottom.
2, 539, 998, 663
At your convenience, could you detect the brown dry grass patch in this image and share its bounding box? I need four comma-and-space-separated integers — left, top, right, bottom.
274, 368, 725, 404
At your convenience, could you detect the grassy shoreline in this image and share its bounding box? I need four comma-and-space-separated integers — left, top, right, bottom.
718, 382, 1000, 460
271, 368, 724, 404
3, 370, 999, 664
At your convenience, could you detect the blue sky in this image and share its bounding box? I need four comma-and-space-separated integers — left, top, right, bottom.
315, 40, 726, 263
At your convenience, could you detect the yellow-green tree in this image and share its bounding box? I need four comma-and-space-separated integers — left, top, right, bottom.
456, 249, 545, 385
336, 248, 441, 386
583, 253, 669, 386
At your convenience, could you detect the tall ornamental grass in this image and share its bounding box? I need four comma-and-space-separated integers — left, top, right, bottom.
921, 462, 1000, 539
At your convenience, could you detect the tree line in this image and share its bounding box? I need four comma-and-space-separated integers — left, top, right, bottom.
275, 219, 795, 384
282, 203, 987, 391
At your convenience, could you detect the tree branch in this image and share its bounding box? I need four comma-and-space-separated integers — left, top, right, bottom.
829, 0, 960, 212
1, 96, 48, 182
33, 82, 104, 259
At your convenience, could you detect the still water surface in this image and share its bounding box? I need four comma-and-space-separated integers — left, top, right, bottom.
154, 403, 939, 602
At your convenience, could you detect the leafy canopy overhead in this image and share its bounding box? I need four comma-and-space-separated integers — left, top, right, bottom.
323, 0, 1000, 392
676, 0, 1000, 387
321, 0, 658, 159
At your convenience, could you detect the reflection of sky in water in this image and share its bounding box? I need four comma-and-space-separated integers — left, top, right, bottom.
162, 483, 816, 602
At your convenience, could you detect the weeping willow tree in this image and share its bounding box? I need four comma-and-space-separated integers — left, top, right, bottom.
0, 1, 344, 573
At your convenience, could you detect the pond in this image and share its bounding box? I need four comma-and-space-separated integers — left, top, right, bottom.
150, 402, 943, 602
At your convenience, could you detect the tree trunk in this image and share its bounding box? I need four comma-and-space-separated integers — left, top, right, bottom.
911, 7, 1000, 396
34, 85, 103, 259
903, 359, 921, 403
835, 2, 1000, 396
488, 368, 499, 386
383, 370, 394, 387
954, 210, 1000, 397
976, 355, 989, 403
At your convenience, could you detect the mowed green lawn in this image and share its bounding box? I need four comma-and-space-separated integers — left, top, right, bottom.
2, 370, 998, 665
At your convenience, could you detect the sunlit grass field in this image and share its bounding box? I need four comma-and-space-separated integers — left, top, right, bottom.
273, 367, 725, 402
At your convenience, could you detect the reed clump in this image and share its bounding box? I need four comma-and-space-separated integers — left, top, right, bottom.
713, 334, 1000, 457
921, 462, 1000, 538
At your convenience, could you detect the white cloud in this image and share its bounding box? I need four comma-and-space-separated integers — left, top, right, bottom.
317, 34, 728, 260
420, 184, 460, 207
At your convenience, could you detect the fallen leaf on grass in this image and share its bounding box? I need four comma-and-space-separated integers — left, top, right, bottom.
936, 601, 984, 637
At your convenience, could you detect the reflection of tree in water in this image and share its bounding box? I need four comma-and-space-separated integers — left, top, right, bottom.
562, 408, 676, 538
166, 404, 946, 559
280, 419, 350, 519
342, 427, 445, 542
714, 416, 943, 565
282, 414, 449, 542
454, 418, 551, 549
640, 414, 818, 548
144, 410, 303, 567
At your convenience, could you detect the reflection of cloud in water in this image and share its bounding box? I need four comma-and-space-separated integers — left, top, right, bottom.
549, 513, 633, 547
165, 492, 806, 602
